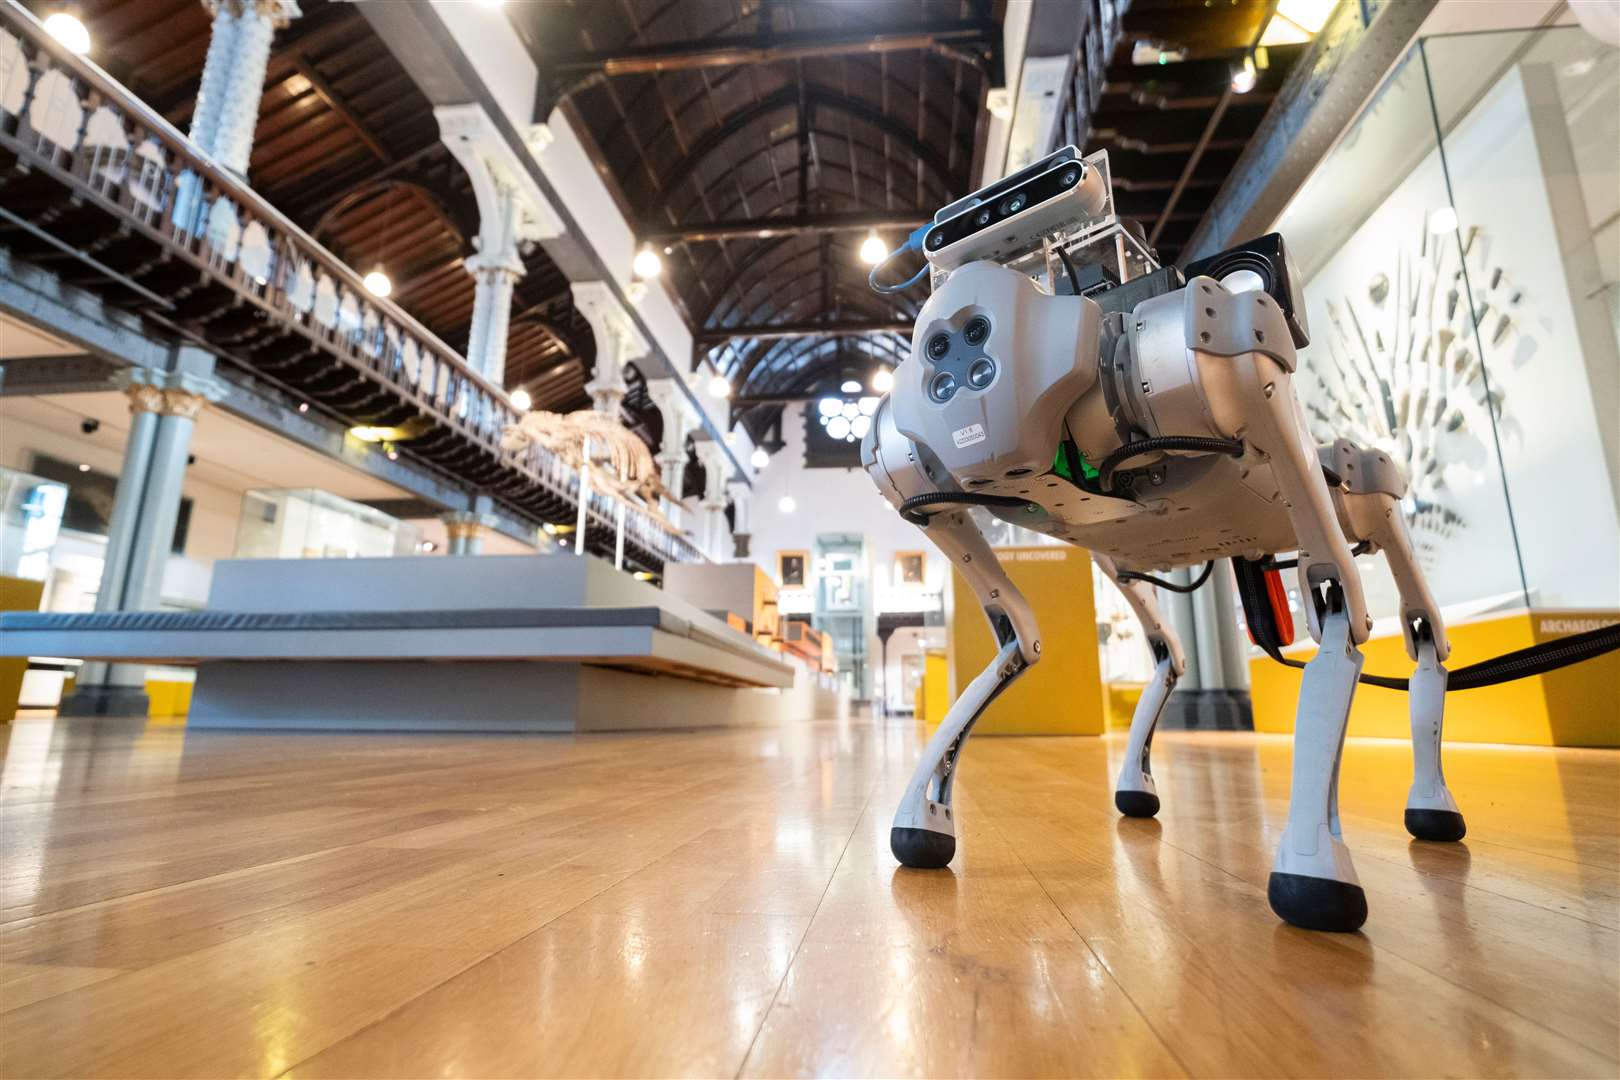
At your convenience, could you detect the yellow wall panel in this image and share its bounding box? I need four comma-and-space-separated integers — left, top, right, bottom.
1250, 609, 1618, 747
946, 546, 1105, 736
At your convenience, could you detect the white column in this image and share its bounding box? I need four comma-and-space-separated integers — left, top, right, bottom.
573, 281, 640, 419
645, 377, 696, 527
438, 105, 560, 390
695, 439, 731, 563
192, 0, 300, 175
465, 251, 523, 386
726, 480, 751, 561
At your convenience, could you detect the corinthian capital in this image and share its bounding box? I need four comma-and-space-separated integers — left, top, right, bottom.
202, 0, 301, 27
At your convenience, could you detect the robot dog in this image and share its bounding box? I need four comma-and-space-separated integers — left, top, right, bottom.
862, 148, 1463, 933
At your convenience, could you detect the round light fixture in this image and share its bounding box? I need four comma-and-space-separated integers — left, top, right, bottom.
851, 414, 872, 439
827, 415, 852, 440
1427, 206, 1459, 236
44, 12, 90, 54
859, 231, 888, 266
509, 388, 532, 412
362, 269, 392, 297
750, 447, 770, 469
633, 244, 662, 279
870, 367, 894, 393
707, 373, 731, 399
818, 397, 843, 418
857, 396, 880, 416
1231, 55, 1258, 94
840, 379, 862, 394
778, 495, 797, 514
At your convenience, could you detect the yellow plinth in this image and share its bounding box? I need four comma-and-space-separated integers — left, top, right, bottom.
1250, 609, 1618, 747
946, 546, 1105, 736
2, 575, 45, 722
144, 676, 195, 722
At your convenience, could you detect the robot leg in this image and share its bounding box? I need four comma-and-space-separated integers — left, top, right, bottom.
1094, 554, 1188, 818
890, 510, 1041, 869
1355, 490, 1465, 842
1215, 343, 1374, 930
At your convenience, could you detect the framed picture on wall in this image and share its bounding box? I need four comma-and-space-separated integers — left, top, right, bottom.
777, 550, 808, 588
896, 550, 926, 584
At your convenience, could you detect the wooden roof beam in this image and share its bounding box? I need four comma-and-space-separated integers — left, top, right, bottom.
698, 319, 912, 345
646, 211, 928, 244
541, 21, 995, 76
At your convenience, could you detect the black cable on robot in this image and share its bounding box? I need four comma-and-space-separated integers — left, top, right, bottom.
897, 490, 1031, 527
1098, 436, 1246, 492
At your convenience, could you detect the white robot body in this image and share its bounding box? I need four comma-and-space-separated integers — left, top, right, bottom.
865, 148, 1466, 933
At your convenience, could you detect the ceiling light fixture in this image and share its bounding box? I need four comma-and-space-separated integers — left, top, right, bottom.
509, 388, 532, 412
77, 463, 90, 472
1231, 54, 1258, 94
633, 244, 662, 279
362, 269, 392, 297
707, 373, 731, 399
870, 367, 894, 393
859, 231, 888, 266
44, 12, 90, 54
751, 447, 770, 469
778, 495, 797, 514
840, 379, 862, 394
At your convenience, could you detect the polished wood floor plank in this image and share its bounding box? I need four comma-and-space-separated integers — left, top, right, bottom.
1, 716, 1616, 1078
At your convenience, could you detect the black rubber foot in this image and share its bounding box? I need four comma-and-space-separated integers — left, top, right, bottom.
891, 826, 955, 869
1267, 871, 1368, 932
1114, 789, 1161, 818
1405, 808, 1467, 842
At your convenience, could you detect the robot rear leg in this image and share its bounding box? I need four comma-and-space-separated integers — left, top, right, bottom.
1095, 555, 1188, 818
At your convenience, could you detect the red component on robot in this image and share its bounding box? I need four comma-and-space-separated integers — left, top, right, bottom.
1264, 566, 1294, 646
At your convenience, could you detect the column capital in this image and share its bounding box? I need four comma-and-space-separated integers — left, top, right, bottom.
202, 0, 300, 27
120, 367, 229, 417
465, 251, 525, 280
441, 510, 496, 543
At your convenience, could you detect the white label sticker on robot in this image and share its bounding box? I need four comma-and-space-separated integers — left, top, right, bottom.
952, 423, 987, 448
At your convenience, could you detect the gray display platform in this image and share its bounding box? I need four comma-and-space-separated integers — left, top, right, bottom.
2, 555, 810, 732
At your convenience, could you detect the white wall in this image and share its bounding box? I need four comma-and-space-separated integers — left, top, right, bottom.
746, 405, 946, 703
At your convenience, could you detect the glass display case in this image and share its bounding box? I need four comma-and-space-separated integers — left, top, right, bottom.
1271, 21, 1620, 631
0, 466, 68, 583
233, 488, 421, 560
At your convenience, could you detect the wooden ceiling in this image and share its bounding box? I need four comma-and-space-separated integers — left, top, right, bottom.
41, 0, 603, 423
39, 0, 1310, 454
514, 0, 997, 441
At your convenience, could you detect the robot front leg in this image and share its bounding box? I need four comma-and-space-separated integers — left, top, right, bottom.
891, 509, 1040, 869
1094, 555, 1188, 818
1269, 593, 1369, 931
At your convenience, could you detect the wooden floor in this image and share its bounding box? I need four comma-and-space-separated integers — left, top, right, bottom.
1, 714, 1616, 1078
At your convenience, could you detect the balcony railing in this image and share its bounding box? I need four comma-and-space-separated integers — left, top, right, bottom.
1052, 0, 1130, 154
0, 2, 705, 571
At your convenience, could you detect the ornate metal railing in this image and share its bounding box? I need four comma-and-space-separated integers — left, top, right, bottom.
0, 2, 705, 570
1052, 0, 1130, 153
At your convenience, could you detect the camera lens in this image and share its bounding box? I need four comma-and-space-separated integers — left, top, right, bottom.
963, 316, 990, 345
930, 371, 958, 402
927, 229, 945, 249
1059, 167, 1080, 187
973, 208, 992, 227
926, 332, 950, 360
999, 192, 1028, 216
968, 358, 996, 388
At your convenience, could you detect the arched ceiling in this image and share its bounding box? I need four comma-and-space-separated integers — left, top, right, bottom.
55, 0, 598, 418
513, 0, 998, 442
